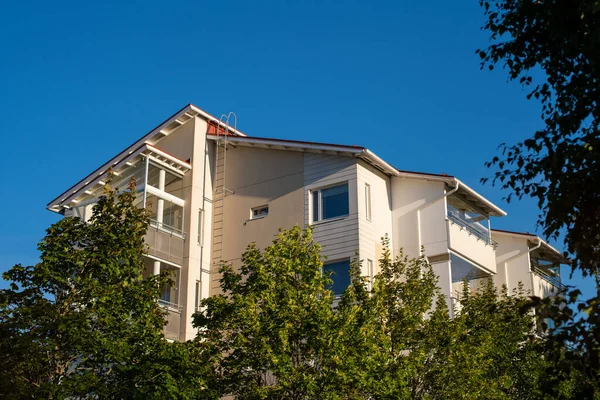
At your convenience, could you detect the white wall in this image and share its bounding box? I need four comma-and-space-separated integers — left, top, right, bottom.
532, 273, 558, 298
211, 146, 305, 295
356, 161, 393, 278
304, 153, 359, 262
492, 234, 533, 296
391, 177, 447, 260
447, 221, 497, 273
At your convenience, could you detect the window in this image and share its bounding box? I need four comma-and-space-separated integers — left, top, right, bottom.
198, 209, 204, 246
194, 280, 201, 312
365, 183, 372, 221
251, 205, 269, 219
312, 183, 349, 222
323, 259, 351, 296
367, 259, 374, 290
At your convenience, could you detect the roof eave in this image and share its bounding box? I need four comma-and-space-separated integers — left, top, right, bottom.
455, 179, 507, 217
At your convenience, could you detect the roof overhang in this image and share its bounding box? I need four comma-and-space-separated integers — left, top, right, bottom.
207, 134, 399, 177
491, 229, 570, 264
47, 143, 191, 213
47, 104, 242, 211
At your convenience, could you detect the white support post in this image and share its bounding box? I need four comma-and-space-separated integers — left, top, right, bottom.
153, 260, 161, 276
156, 169, 166, 226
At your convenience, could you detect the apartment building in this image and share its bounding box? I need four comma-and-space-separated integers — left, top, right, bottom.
47, 104, 568, 341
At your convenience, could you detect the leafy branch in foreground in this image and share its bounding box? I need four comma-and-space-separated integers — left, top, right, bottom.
478, 0, 600, 276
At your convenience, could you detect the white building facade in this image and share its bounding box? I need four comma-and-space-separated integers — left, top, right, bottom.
47, 104, 568, 340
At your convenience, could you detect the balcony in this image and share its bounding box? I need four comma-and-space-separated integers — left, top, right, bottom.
161, 302, 182, 341
145, 220, 186, 266
446, 197, 497, 272
531, 258, 565, 297
142, 258, 182, 340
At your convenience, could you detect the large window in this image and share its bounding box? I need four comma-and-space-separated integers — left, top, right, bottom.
323, 259, 351, 297
312, 183, 349, 223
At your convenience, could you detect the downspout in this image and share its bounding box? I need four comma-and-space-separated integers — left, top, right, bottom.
416, 180, 460, 251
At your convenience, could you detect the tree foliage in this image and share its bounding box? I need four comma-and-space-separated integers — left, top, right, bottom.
0, 180, 208, 399
195, 228, 566, 399
478, 0, 600, 275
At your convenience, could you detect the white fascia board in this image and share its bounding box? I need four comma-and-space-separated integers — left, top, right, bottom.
207, 135, 398, 176
360, 149, 400, 177
491, 230, 537, 240
454, 179, 507, 217
395, 171, 455, 183
207, 135, 364, 154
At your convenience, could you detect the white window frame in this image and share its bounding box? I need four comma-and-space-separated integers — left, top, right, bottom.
311, 182, 350, 223
367, 259, 374, 290
250, 205, 269, 220
198, 209, 204, 246
365, 183, 372, 222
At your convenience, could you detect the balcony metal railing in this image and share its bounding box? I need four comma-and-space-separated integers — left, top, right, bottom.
447, 213, 497, 248
532, 265, 566, 292
145, 220, 186, 266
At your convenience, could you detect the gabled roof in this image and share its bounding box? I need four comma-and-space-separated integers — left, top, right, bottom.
491, 229, 570, 264
48, 104, 506, 219
47, 104, 242, 211
206, 134, 398, 177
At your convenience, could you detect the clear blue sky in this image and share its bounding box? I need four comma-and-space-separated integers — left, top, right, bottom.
0, 0, 594, 299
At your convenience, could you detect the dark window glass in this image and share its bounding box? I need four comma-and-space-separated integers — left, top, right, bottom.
323, 260, 351, 296
321, 183, 349, 220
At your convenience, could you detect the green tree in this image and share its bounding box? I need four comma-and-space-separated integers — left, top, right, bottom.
0, 180, 208, 399
478, 0, 600, 276
197, 229, 558, 399
194, 226, 340, 399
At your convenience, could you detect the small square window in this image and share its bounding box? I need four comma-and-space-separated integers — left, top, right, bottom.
251, 205, 269, 219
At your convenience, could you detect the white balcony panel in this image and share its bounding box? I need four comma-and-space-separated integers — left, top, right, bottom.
447, 220, 496, 273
